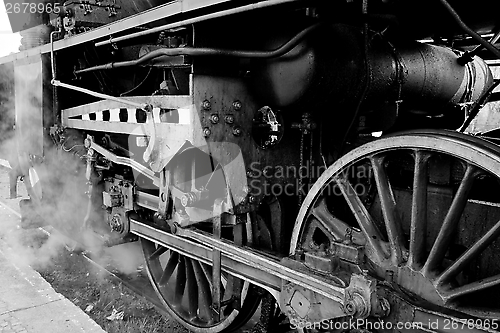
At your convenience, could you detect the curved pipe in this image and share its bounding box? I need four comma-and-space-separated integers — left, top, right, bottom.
75, 23, 322, 74
52, 79, 149, 109
438, 0, 500, 59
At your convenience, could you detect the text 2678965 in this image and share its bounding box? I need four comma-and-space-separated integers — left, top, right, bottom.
5, 2, 61, 14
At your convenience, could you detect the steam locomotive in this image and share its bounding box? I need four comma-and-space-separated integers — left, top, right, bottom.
2, 0, 500, 331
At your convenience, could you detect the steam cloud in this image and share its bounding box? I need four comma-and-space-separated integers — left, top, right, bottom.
0, 58, 251, 279
0, 63, 145, 278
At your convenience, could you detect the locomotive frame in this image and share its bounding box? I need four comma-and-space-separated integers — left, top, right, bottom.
2, 0, 500, 332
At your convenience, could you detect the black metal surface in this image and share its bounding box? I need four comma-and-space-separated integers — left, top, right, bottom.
5, 0, 500, 330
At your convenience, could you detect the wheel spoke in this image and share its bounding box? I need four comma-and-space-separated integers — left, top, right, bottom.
371, 155, 405, 264
174, 256, 187, 306
424, 164, 477, 275
442, 274, 500, 301
311, 198, 364, 243
184, 259, 199, 318
140, 228, 260, 331
159, 251, 179, 286
149, 246, 168, 261
192, 260, 213, 321
222, 275, 242, 313
201, 263, 214, 292
409, 151, 430, 269
437, 219, 500, 285
335, 177, 388, 261
289, 132, 500, 322
144, 242, 164, 276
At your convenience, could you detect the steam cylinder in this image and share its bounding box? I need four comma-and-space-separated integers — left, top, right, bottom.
252, 24, 493, 115
391, 43, 493, 113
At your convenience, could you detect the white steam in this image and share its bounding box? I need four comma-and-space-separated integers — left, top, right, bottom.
0, 63, 145, 278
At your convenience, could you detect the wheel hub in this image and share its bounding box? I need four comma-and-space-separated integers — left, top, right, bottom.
393, 266, 447, 306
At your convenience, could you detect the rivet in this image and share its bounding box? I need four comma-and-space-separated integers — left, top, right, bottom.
203, 127, 211, 137
224, 114, 234, 124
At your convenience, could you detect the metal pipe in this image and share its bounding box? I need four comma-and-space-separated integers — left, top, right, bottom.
50, 30, 59, 80
90, 141, 160, 186
470, 30, 500, 56
95, 0, 299, 48
437, 0, 500, 59
339, 0, 371, 153
459, 79, 500, 132
51, 79, 149, 110
78, 23, 321, 74
51, 27, 153, 112
50, 29, 61, 124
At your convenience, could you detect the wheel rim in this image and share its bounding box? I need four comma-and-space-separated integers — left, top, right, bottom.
141, 238, 261, 333
291, 131, 500, 321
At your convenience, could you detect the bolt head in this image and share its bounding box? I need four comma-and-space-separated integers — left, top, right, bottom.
344, 301, 356, 315
232, 101, 242, 111
232, 127, 242, 136
210, 114, 219, 124
110, 214, 123, 232
202, 100, 211, 111
84, 138, 91, 148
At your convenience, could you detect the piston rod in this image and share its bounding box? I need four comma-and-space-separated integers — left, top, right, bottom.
129, 217, 346, 302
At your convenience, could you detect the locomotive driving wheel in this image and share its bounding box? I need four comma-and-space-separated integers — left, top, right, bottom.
141, 236, 261, 333
291, 130, 500, 331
